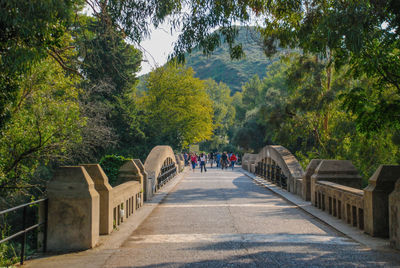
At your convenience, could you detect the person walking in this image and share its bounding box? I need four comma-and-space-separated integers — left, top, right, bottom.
229, 152, 237, 170
216, 152, 221, 168
209, 152, 214, 168
200, 153, 207, 173
221, 152, 228, 170
190, 153, 197, 172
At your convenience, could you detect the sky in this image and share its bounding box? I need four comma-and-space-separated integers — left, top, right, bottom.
137, 24, 180, 76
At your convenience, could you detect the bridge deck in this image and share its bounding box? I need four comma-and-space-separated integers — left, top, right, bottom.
27, 167, 400, 267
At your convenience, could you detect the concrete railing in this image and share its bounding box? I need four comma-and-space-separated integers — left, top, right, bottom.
144, 145, 179, 199
175, 154, 185, 172
242, 153, 257, 172
46, 145, 181, 252
314, 180, 364, 229
245, 145, 400, 250
252, 145, 304, 195
46, 162, 144, 251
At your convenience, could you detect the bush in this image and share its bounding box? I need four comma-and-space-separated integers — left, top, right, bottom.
99, 155, 129, 187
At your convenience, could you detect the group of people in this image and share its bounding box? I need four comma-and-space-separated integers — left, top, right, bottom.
183, 152, 238, 173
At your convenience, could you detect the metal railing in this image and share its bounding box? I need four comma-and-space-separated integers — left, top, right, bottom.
157, 163, 177, 189
0, 198, 48, 265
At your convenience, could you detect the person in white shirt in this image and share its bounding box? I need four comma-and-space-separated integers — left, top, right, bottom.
200, 153, 207, 173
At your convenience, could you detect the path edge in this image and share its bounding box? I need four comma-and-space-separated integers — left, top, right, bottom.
240, 168, 393, 252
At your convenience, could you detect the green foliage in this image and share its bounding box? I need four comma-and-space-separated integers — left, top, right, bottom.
0, 224, 18, 266
0, 57, 84, 194
68, 13, 143, 163
200, 79, 235, 151
185, 27, 282, 94
138, 63, 214, 150
0, 0, 83, 129
233, 53, 400, 181
99, 155, 129, 187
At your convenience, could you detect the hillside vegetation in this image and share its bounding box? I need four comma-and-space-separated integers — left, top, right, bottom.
185, 27, 280, 94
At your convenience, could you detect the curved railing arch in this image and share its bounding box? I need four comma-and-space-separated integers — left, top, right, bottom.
144, 145, 178, 195
254, 145, 304, 194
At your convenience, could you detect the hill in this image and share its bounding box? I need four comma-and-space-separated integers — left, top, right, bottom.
185, 27, 281, 94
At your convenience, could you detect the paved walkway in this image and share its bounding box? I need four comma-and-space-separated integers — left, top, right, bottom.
26, 167, 400, 267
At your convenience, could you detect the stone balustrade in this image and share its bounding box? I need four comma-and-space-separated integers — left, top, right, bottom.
175, 154, 185, 172
252, 145, 304, 195
144, 146, 179, 197
244, 144, 400, 250
46, 145, 181, 252
314, 180, 364, 229
242, 153, 257, 172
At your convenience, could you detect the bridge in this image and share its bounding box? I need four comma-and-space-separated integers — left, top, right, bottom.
6, 145, 400, 267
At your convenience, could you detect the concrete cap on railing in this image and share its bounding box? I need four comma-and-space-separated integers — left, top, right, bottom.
144, 145, 177, 195
364, 165, 400, 237
304, 159, 323, 202
117, 160, 143, 187
47, 166, 99, 251
311, 160, 362, 189
81, 164, 113, 235
81, 164, 112, 192
133, 159, 151, 201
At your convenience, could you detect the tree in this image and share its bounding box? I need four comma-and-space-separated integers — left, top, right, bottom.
242, 75, 262, 110
0, 57, 84, 198
139, 63, 214, 150
201, 79, 235, 151
256, 0, 400, 132
67, 14, 143, 162
0, 0, 84, 129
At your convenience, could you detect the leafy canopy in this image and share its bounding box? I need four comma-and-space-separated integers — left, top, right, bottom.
139, 63, 214, 149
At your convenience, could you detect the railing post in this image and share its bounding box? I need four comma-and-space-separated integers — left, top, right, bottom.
47, 166, 100, 251
43, 198, 48, 252
305, 159, 322, 202
364, 165, 400, 237
20, 206, 27, 265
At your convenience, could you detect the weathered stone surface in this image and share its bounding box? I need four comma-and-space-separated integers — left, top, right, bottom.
250, 163, 256, 174
389, 178, 400, 249
256, 145, 304, 195
311, 160, 362, 189
175, 154, 184, 172
111, 180, 142, 225
81, 164, 113, 235
133, 159, 150, 201
117, 160, 143, 187
144, 146, 177, 197
315, 180, 364, 229
241, 153, 257, 172
305, 159, 322, 203
47, 166, 99, 251
364, 165, 400, 237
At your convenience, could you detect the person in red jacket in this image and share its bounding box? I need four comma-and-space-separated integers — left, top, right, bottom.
190, 153, 198, 172
229, 152, 237, 170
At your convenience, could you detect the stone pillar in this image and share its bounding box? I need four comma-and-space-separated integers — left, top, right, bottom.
82, 164, 113, 235
305, 159, 322, 202
175, 154, 183, 172
117, 160, 143, 185
311, 160, 362, 189
250, 163, 256, 174
364, 165, 400, 237
118, 160, 144, 206
47, 166, 99, 251
389, 178, 400, 249
133, 159, 150, 201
